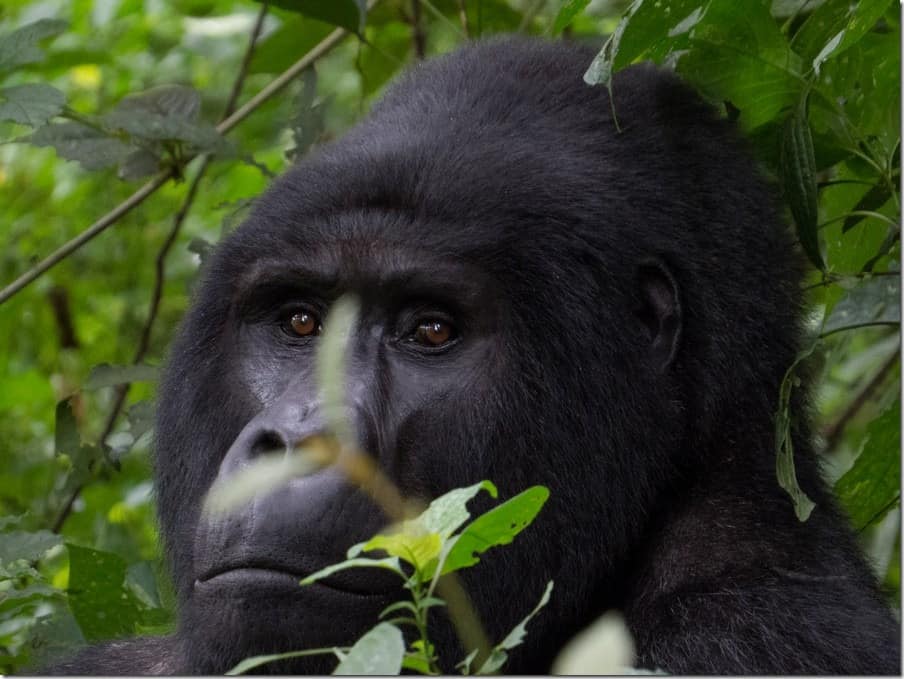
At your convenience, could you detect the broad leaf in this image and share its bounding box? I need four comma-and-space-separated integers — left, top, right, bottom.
822, 276, 900, 336
835, 399, 901, 531
442, 485, 549, 575
0, 530, 61, 563
29, 121, 132, 170
358, 531, 442, 570
333, 622, 404, 675
0, 84, 65, 126
420, 480, 498, 539
552, 0, 592, 35
67, 545, 142, 642
0, 19, 68, 72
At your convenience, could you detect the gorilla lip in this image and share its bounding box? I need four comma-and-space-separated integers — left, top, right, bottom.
196, 562, 392, 598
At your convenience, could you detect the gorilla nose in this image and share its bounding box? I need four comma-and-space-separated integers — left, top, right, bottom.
218, 405, 329, 478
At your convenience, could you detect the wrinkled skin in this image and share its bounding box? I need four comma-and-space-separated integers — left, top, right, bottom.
45, 37, 900, 675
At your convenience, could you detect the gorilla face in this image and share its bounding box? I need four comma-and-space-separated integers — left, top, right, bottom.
153, 37, 801, 673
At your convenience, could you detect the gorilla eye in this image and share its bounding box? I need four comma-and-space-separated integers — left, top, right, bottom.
288, 311, 321, 337
414, 320, 455, 347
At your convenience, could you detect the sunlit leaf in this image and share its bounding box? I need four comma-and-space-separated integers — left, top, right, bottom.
552, 0, 592, 35
442, 485, 549, 575
551, 610, 637, 675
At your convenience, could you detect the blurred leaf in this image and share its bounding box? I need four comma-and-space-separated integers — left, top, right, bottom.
66, 544, 142, 642
85, 364, 159, 390
0, 531, 61, 563
0, 19, 68, 72
249, 16, 334, 74
54, 398, 80, 458
260, 0, 366, 34
552, 0, 592, 35
0, 84, 65, 127
126, 401, 155, 441
118, 149, 162, 181
823, 276, 900, 336
551, 610, 637, 675
835, 399, 901, 530
112, 85, 201, 120
442, 486, 549, 575
28, 121, 131, 170
477, 581, 553, 674
333, 622, 405, 675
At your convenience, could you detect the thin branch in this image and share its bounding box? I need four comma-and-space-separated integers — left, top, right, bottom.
51, 4, 269, 534
823, 349, 900, 452
411, 0, 427, 59
0, 6, 366, 307
456, 0, 469, 38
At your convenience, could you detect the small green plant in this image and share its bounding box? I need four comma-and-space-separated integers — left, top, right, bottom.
226, 480, 551, 675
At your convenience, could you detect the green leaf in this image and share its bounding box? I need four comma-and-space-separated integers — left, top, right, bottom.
85, 363, 159, 389
0, 530, 61, 563
358, 531, 442, 570
477, 581, 554, 674
842, 180, 896, 233
0, 84, 66, 126
118, 149, 163, 181
29, 121, 132, 170
780, 91, 825, 271
552, 0, 592, 35
551, 610, 637, 674
66, 544, 142, 642
775, 344, 818, 521
0, 19, 68, 72
127, 400, 155, 441
420, 480, 498, 539
835, 399, 901, 531
112, 85, 201, 120
333, 622, 404, 675
227, 648, 339, 675
300, 556, 404, 586
794, 0, 893, 73
54, 397, 81, 458
822, 276, 900, 336
441, 486, 549, 575
259, 0, 366, 34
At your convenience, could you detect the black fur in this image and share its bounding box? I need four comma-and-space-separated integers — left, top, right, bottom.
44, 37, 900, 675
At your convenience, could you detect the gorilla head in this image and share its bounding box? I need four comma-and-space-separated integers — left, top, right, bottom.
50, 37, 899, 675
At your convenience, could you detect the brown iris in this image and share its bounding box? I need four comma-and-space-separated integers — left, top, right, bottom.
415, 320, 454, 347
289, 311, 319, 337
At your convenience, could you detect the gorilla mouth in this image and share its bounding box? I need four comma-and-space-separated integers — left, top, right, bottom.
196, 560, 398, 597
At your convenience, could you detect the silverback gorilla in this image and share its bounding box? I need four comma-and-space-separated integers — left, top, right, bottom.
47, 37, 900, 674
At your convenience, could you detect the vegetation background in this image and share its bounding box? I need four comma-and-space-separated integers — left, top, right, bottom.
0, 0, 899, 672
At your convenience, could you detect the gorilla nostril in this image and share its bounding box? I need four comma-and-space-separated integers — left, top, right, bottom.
249, 431, 287, 458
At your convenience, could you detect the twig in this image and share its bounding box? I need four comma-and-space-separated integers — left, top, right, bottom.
411, 0, 427, 59
51, 4, 269, 534
456, 0, 469, 38
823, 349, 900, 452
0, 6, 365, 307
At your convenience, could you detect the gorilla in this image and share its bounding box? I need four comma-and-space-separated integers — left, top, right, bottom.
47, 37, 900, 674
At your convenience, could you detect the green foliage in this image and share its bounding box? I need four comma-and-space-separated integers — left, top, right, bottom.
0, 0, 898, 672
231, 480, 551, 674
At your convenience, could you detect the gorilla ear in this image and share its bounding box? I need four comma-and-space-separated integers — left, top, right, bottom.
635, 258, 682, 372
